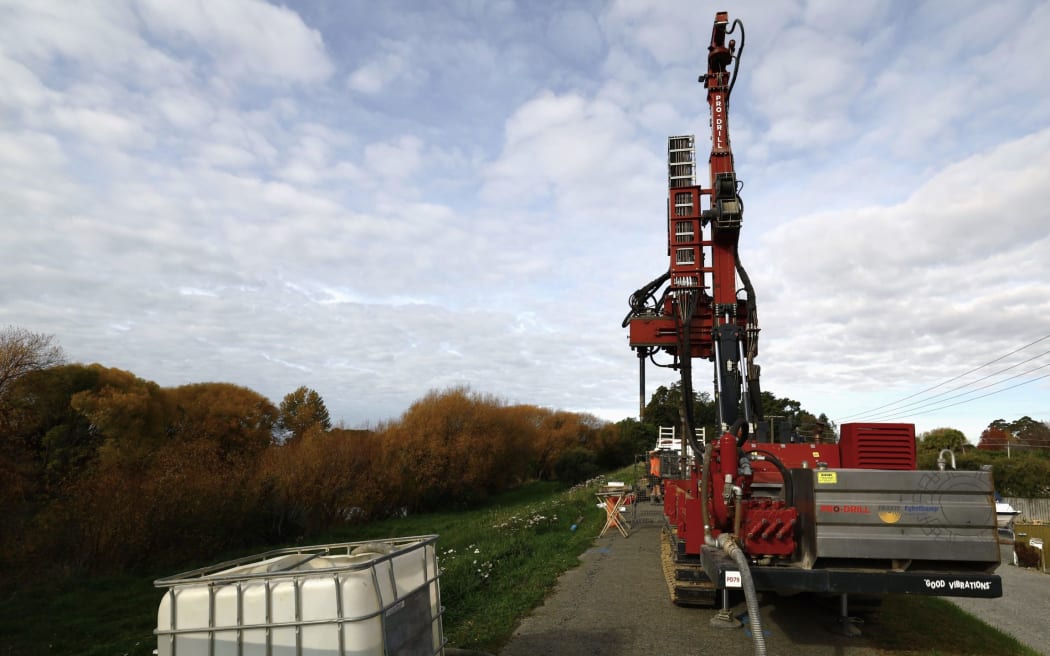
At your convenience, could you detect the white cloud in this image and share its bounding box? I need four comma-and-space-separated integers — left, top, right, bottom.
51, 107, 153, 148
364, 135, 423, 182
0, 0, 1047, 441
752, 127, 1050, 436
154, 88, 215, 130
0, 1, 144, 67
482, 90, 660, 224
347, 40, 419, 95
133, 0, 334, 84
0, 53, 54, 110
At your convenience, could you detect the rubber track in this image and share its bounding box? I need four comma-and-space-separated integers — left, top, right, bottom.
660, 528, 718, 607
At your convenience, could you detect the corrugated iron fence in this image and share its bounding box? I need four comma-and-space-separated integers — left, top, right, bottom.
1005, 497, 1050, 523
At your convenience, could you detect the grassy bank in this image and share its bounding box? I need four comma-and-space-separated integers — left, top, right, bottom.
322, 479, 604, 650
0, 477, 606, 655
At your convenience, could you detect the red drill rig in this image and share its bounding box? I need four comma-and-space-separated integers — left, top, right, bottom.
623, 11, 1001, 635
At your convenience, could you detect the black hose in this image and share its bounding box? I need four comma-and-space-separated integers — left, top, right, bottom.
731, 417, 748, 447
746, 449, 794, 506
726, 18, 745, 102
734, 246, 757, 330
622, 270, 671, 327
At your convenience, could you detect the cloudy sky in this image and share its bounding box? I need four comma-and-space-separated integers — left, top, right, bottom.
2, 0, 1048, 443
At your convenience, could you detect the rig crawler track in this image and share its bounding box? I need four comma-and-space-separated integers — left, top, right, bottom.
661, 528, 718, 607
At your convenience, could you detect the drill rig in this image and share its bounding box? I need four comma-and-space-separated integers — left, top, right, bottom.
623, 11, 1001, 633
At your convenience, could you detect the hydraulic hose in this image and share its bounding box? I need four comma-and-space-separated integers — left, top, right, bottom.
747, 449, 794, 506
622, 270, 671, 327
734, 245, 759, 362
718, 534, 766, 656
731, 417, 748, 448
725, 18, 745, 102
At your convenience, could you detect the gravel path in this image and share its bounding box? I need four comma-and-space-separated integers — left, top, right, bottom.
499, 502, 889, 656
498, 503, 1048, 656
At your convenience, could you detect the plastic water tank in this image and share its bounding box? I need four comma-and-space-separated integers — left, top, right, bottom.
155, 536, 443, 656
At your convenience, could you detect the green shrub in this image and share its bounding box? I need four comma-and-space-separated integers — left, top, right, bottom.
553, 447, 599, 483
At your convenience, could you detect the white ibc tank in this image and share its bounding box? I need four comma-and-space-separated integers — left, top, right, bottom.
156, 536, 443, 656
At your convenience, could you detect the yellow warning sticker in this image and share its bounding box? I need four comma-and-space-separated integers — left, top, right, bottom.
817, 471, 837, 485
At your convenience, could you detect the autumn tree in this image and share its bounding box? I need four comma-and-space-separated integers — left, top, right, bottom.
261, 427, 384, 536
0, 326, 65, 428
532, 409, 588, 479
69, 366, 171, 467
167, 383, 278, 461
46, 379, 278, 569
277, 386, 332, 442
976, 417, 1050, 455
2, 364, 103, 491
380, 387, 536, 510
977, 426, 1012, 451
0, 364, 94, 554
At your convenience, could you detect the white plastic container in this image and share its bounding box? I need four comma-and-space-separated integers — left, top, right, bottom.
155, 536, 443, 656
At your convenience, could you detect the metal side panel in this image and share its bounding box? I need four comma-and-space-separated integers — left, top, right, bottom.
792, 468, 1000, 566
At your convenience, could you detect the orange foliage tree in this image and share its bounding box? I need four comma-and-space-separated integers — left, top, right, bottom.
3, 359, 637, 577
378, 388, 537, 511
977, 427, 1012, 451
23, 372, 280, 571
166, 382, 278, 462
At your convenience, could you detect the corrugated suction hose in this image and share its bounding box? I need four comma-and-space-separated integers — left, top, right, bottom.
718, 534, 766, 656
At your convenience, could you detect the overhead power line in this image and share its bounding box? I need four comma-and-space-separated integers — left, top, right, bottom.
859, 372, 1050, 422
859, 362, 1050, 422
852, 349, 1050, 420
837, 331, 1050, 422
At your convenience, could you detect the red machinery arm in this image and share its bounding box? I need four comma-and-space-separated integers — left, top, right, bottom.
624, 11, 762, 445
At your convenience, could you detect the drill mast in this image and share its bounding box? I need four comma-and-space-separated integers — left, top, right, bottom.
625, 11, 762, 448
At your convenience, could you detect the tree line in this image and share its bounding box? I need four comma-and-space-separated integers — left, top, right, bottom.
918, 422, 1050, 497
6, 324, 1043, 581
0, 327, 650, 579
641, 382, 837, 443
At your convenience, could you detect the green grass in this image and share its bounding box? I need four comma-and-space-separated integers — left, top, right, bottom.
320, 479, 604, 650
0, 468, 1038, 655
0, 574, 158, 656
862, 595, 1040, 655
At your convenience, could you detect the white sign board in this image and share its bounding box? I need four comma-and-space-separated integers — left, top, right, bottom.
1030, 538, 1044, 550
725, 571, 742, 589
